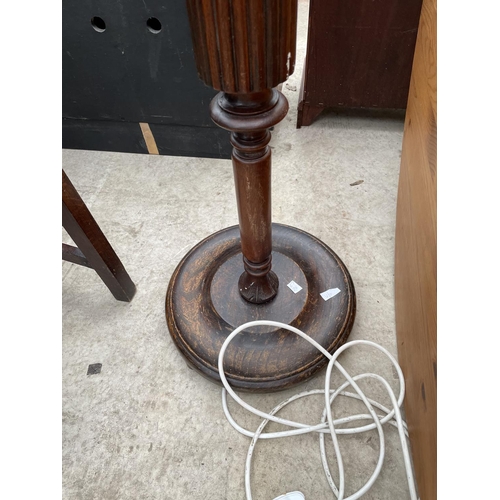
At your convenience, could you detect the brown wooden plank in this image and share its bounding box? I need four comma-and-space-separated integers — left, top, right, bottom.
394, 0, 436, 497
139, 122, 159, 155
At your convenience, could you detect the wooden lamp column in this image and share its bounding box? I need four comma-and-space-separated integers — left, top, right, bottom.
166, 0, 356, 392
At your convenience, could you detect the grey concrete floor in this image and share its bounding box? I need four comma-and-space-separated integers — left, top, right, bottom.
62, 2, 412, 499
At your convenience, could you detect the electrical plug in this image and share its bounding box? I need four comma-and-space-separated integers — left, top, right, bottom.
273, 492, 305, 500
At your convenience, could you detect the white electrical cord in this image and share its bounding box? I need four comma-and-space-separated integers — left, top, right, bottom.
218, 320, 419, 500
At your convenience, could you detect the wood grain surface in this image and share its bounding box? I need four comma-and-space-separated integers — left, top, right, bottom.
394, 0, 436, 496
166, 224, 356, 392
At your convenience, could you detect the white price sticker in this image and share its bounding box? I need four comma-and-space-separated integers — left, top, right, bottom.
320, 288, 341, 301
287, 280, 303, 294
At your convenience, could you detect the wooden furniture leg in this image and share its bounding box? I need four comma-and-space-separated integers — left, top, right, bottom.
62, 170, 136, 302
165, 0, 356, 392
297, 57, 325, 128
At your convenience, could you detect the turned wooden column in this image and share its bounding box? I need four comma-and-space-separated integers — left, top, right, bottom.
187, 0, 296, 304
212, 93, 285, 304
165, 0, 356, 392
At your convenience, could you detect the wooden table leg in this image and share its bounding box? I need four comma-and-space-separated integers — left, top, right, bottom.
165, 0, 356, 392
62, 170, 136, 302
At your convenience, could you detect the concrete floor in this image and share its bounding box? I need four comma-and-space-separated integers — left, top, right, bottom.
62, 2, 412, 499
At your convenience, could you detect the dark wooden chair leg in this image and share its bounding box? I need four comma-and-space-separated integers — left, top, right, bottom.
62, 170, 136, 302
62, 243, 90, 268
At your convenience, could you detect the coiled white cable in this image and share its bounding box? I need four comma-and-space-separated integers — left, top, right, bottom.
218, 320, 419, 500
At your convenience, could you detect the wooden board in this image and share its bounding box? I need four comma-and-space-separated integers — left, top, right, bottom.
297, 0, 422, 127
394, 0, 436, 497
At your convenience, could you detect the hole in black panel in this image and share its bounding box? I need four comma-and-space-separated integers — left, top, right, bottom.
147, 17, 162, 34
91, 16, 106, 33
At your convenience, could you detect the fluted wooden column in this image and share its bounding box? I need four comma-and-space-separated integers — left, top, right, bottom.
165, 0, 356, 392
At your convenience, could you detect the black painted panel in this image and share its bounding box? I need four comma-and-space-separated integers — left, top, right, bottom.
149, 123, 231, 158
62, 118, 231, 159
62, 0, 231, 158
62, 119, 147, 154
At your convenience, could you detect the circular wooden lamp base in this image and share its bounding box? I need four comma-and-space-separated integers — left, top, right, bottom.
166, 223, 356, 392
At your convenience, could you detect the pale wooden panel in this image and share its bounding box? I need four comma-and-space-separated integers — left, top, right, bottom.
394, 0, 437, 497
